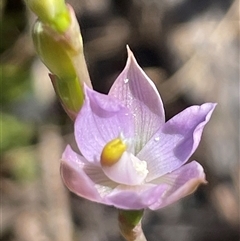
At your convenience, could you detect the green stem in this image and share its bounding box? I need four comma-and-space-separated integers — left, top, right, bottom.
118, 209, 147, 241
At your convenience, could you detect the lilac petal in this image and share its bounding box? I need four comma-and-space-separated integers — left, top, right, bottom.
138, 103, 216, 181
149, 161, 206, 210
101, 152, 148, 185
75, 86, 135, 164
109, 46, 165, 153
105, 184, 167, 210
61, 145, 117, 204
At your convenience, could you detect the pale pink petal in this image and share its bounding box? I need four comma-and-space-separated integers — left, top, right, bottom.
101, 152, 148, 185
138, 103, 216, 181
109, 47, 165, 154
105, 184, 167, 210
61, 145, 117, 204
149, 161, 206, 210
75, 86, 135, 164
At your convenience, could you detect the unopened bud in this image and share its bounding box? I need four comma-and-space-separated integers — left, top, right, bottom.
32, 5, 92, 119
33, 20, 76, 80
25, 0, 70, 32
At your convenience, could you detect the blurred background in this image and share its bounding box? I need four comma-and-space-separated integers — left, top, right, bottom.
1, 0, 239, 240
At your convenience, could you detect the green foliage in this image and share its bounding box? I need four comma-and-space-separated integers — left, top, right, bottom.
1, 64, 32, 105
0, 0, 27, 53
3, 146, 38, 182
1, 113, 35, 153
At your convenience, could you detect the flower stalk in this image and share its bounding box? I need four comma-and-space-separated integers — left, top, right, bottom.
118, 209, 147, 241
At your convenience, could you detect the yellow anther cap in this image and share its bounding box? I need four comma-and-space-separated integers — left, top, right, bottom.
100, 138, 127, 166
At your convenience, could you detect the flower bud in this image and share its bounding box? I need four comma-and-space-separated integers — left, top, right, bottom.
32, 5, 92, 119
25, 0, 70, 32
33, 20, 76, 80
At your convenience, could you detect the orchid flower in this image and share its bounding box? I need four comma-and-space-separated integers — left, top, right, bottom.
24, 1, 216, 240
61, 47, 216, 211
